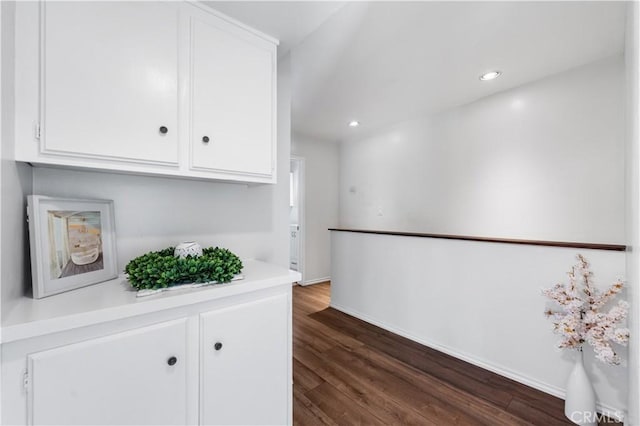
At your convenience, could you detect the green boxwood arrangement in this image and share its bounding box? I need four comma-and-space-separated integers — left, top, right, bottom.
125, 246, 243, 290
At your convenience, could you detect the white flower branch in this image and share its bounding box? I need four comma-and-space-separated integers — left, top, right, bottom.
542, 255, 629, 365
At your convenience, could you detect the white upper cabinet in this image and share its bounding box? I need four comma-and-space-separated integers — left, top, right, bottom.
41, 2, 180, 165
14, 1, 278, 184
190, 13, 275, 178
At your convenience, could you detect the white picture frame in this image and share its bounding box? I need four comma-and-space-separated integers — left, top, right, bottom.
27, 196, 118, 298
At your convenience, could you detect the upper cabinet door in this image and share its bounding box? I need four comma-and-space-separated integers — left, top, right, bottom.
41, 2, 180, 164
190, 13, 276, 179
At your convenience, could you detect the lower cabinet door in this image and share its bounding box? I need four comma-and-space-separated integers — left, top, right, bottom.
200, 293, 289, 425
27, 319, 189, 426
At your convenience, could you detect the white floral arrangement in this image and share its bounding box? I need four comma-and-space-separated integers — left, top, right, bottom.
542, 254, 629, 365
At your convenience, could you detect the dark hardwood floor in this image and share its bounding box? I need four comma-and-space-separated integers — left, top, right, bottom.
293, 282, 621, 426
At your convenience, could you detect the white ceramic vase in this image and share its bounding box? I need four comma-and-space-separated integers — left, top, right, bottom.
174, 241, 203, 259
564, 349, 597, 426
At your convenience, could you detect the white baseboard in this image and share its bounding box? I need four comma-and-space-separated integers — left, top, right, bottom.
301, 276, 330, 286
329, 302, 625, 422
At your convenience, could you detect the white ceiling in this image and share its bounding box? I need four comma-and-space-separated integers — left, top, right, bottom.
205, 2, 626, 143
204, 1, 346, 56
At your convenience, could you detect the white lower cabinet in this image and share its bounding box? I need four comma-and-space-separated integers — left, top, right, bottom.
28, 319, 189, 426
2, 285, 292, 426
200, 294, 288, 425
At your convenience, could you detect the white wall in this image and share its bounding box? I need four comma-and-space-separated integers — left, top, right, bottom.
335, 54, 629, 418
1, 1, 33, 314
291, 134, 339, 284
12, 54, 292, 300
624, 2, 640, 424
340, 55, 625, 245
331, 231, 627, 418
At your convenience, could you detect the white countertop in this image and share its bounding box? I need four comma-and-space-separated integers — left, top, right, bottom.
1, 259, 301, 344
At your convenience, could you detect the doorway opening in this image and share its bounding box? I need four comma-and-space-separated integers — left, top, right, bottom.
290, 157, 305, 283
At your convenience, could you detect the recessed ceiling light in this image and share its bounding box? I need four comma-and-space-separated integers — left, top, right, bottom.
479, 71, 501, 81
348, 120, 360, 127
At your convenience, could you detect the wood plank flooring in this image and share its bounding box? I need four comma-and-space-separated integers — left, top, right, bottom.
293, 282, 621, 426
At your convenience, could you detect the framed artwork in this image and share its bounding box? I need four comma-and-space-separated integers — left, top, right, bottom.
27, 196, 118, 298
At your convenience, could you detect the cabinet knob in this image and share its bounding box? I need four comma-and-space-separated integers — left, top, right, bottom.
202, 136, 210, 143
167, 356, 177, 366
159, 126, 168, 134
214, 342, 223, 351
